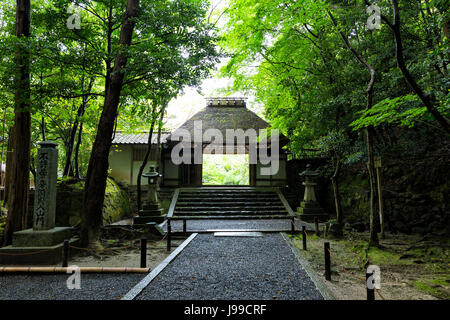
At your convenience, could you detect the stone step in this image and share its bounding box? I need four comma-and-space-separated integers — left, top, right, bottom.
173, 188, 287, 218
171, 215, 291, 220
176, 201, 283, 207
173, 211, 288, 216
298, 213, 329, 223
177, 195, 279, 200
297, 207, 327, 214
133, 215, 166, 225
178, 194, 280, 199
175, 206, 286, 211
180, 190, 276, 194
180, 188, 273, 191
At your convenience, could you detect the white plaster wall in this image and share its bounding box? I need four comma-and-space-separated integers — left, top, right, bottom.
109, 146, 163, 185
109, 145, 132, 184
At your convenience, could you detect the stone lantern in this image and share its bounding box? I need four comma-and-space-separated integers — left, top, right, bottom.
133, 165, 165, 225
297, 164, 328, 222
143, 165, 160, 205
300, 164, 320, 203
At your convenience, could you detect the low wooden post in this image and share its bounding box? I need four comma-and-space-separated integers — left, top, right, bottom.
302, 226, 307, 250
324, 242, 331, 280
325, 223, 329, 237
183, 219, 187, 234
140, 238, 147, 268
314, 217, 320, 236
62, 239, 69, 268
167, 219, 171, 252
366, 271, 375, 300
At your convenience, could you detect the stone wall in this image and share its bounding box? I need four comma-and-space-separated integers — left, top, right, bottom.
28, 178, 133, 228
283, 155, 449, 236
333, 158, 449, 235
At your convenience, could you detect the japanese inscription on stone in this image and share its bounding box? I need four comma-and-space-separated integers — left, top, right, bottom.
33, 142, 58, 230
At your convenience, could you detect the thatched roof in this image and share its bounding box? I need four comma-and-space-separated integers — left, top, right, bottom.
112, 132, 170, 145
167, 99, 288, 147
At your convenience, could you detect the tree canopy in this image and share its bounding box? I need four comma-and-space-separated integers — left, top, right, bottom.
220, 0, 449, 158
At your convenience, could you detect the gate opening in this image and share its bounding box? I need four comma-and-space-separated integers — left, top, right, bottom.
202, 154, 249, 185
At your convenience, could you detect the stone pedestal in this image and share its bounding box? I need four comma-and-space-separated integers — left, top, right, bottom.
0, 142, 73, 265
297, 201, 328, 222
296, 164, 328, 222
12, 227, 72, 247
133, 200, 165, 224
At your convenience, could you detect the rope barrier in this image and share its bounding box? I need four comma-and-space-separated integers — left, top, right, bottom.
0, 248, 54, 256
0, 266, 150, 273
69, 232, 169, 252
0, 231, 169, 257
152, 231, 168, 243
326, 243, 385, 300
375, 288, 385, 300
288, 218, 386, 300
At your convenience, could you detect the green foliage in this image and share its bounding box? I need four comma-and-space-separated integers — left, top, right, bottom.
351, 95, 429, 129
219, 0, 450, 159
202, 154, 249, 185
316, 129, 351, 158
0, 0, 220, 178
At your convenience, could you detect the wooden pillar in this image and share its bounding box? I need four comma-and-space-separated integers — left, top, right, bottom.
249, 163, 256, 186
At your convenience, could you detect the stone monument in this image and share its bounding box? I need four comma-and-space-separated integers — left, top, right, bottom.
133, 165, 165, 225
296, 164, 328, 222
0, 141, 73, 264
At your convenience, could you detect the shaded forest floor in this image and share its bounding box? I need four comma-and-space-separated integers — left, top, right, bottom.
290, 232, 449, 300
49, 238, 184, 270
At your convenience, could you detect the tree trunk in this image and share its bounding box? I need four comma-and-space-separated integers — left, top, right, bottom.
0, 108, 7, 192
104, 4, 114, 99
40, 117, 46, 141
80, 0, 140, 247
155, 105, 166, 173
3, 0, 32, 246
137, 105, 158, 211
328, 10, 379, 246
63, 78, 94, 177
366, 126, 379, 246
74, 121, 83, 179
376, 164, 384, 239
3, 126, 15, 204
331, 156, 343, 225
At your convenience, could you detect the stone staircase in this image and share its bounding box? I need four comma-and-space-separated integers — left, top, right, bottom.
172, 187, 291, 218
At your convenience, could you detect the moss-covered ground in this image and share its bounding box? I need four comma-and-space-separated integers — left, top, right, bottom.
290, 231, 449, 300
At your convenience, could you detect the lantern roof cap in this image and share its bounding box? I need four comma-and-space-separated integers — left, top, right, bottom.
299, 164, 319, 177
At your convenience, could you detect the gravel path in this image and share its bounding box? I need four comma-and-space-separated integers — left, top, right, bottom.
135, 233, 323, 300
0, 273, 144, 300
161, 219, 309, 232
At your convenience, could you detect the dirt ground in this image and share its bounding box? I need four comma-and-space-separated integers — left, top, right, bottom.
48, 238, 185, 270
290, 231, 449, 300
